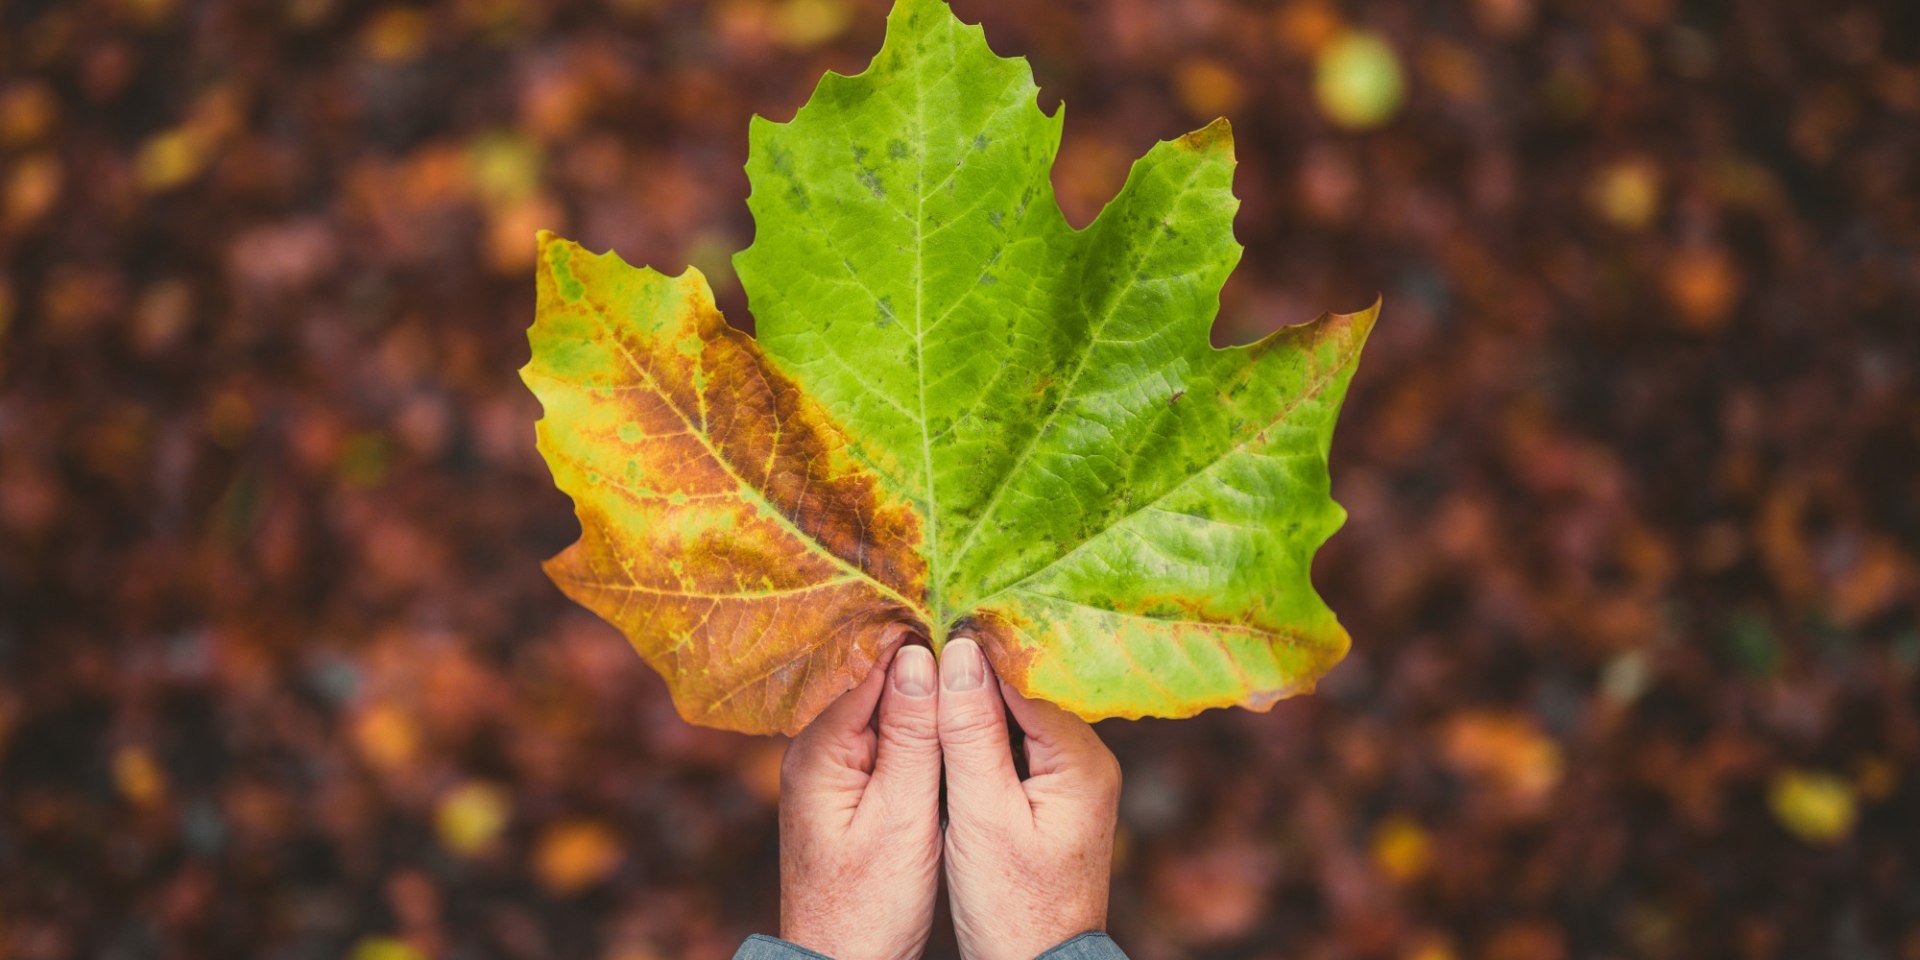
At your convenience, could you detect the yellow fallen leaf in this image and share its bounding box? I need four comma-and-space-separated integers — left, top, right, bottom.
349, 936, 427, 960
1769, 769, 1856, 844
1591, 158, 1660, 229
1370, 814, 1433, 882
137, 128, 210, 192
436, 782, 512, 856
1315, 30, 1405, 130
467, 131, 542, 206
774, 0, 852, 47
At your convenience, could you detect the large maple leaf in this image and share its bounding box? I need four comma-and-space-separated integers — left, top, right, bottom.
524, 0, 1377, 735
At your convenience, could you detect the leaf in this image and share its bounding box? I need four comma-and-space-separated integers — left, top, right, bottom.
436, 781, 512, 857
533, 818, 625, 895
524, 0, 1376, 734
1313, 30, 1406, 131
1768, 769, 1857, 844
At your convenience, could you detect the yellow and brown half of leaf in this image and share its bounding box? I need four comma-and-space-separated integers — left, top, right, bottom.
522, 0, 1377, 735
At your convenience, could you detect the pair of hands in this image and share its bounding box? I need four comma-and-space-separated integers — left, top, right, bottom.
779, 629, 1122, 960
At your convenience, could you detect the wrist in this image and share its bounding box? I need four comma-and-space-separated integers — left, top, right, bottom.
957, 914, 1106, 960
780, 920, 925, 960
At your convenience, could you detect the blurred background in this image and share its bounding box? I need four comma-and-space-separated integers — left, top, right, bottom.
3, 0, 1918, 957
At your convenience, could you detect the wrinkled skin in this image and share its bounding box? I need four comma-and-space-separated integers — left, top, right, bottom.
779, 627, 943, 960
937, 637, 1121, 960
779, 629, 1121, 960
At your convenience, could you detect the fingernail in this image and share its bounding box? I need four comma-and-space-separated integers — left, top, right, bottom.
892, 645, 935, 698
941, 637, 985, 691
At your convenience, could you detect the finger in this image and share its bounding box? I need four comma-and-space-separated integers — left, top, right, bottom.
1002, 681, 1120, 793
936, 636, 1024, 819
785, 627, 909, 778
865, 643, 942, 814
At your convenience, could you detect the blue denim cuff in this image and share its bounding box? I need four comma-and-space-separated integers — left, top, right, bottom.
731, 934, 837, 960
730, 930, 1127, 960
1036, 931, 1130, 960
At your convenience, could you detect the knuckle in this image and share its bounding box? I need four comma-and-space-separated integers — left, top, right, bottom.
1064, 740, 1120, 790
881, 704, 940, 743
940, 704, 1001, 742
779, 744, 813, 787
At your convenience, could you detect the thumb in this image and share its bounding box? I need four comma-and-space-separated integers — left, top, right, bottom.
936, 636, 1024, 821
866, 642, 942, 813
1002, 680, 1120, 802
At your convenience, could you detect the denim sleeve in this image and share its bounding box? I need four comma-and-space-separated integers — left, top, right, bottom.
1036, 931, 1131, 960
730, 934, 835, 960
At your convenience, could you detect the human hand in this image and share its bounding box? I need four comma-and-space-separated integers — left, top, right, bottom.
936, 636, 1123, 960
778, 627, 944, 960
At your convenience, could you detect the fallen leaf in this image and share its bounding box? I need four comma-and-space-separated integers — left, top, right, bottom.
435, 782, 511, 857
534, 820, 624, 895
1590, 158, 1660, 229
1371, 814, 1433, 882
1406, 938, 1460, 960
1663, 244, 1741, 332
112, 746, 167, 807
5, 154, 60, 228
136, 128, 210, 192
1768, 769, 1856, 844
1442, 712, 1563, 804
0, 83, 56, 146
353, 703, 419, 771
1176, 59, 1246, 117
361, 8, 431, 62
1315, 30, 1405, 129
773, 0, 852, 47
1274, 2, 1343, 57
348, 937, 428, 960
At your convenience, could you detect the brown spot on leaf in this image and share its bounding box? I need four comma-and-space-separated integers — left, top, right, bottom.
956, 607, 1039, 691
525, 236, 927, 735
